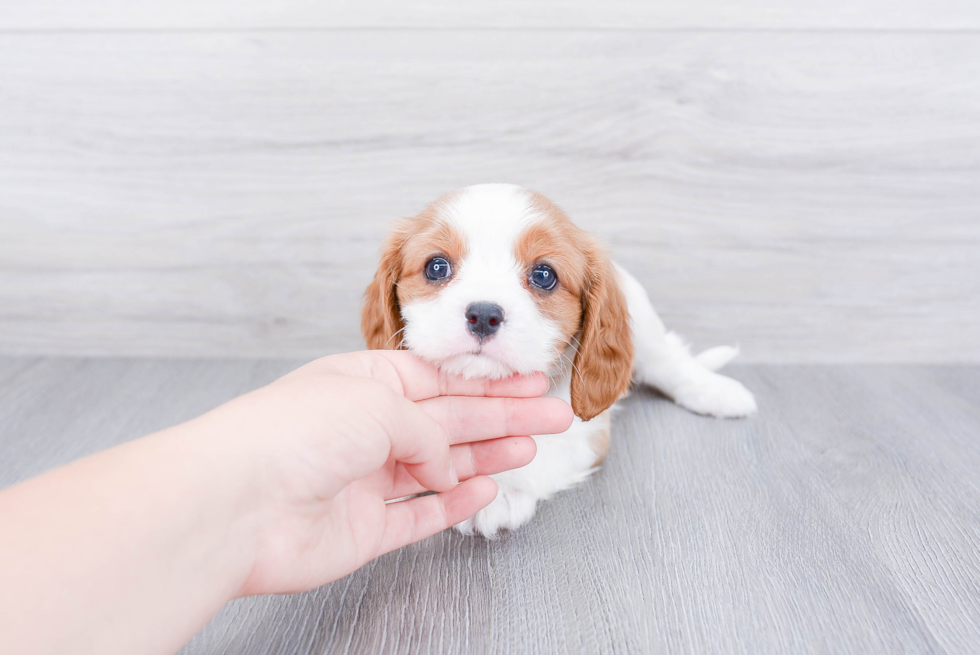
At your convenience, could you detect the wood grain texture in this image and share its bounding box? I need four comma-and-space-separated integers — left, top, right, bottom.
746, 366, 980, 653
2, 0, 979, 31
1, 359, 979, 653
1, 32, 978, 362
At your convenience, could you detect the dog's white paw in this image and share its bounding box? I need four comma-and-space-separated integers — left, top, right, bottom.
454, 487, 538, 538
673, 371, 757, 418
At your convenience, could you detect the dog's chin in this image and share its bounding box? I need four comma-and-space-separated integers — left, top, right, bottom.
431, 352, 520, 380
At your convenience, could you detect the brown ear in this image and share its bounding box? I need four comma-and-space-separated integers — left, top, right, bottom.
361, 222, 409, 350
571, 251, 634, 421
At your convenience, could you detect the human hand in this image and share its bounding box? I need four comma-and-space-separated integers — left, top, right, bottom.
193, 350, 573, 596
0, 350, 572, 655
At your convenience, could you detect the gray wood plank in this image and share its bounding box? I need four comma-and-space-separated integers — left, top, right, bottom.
0, 358, 303, 486
3, 359, 980, 653
739, 366, 980, 653
1, 0, 978, 31
1, 32, 978, 362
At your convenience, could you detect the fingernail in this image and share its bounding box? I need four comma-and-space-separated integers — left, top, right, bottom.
449, 461, 459, 486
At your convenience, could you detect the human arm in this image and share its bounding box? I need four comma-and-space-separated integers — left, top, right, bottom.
0, 351, 572, 655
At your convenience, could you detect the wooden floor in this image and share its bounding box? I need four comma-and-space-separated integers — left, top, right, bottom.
2, 358, 978, 653
2, 3, 977, 652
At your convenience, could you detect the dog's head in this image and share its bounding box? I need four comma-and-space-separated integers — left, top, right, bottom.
361, 183, 633, 420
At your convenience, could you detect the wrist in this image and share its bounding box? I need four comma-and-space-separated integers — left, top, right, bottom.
0, 405, 267, 655
168, 402, 268, 600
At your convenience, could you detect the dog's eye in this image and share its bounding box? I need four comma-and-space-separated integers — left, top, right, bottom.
425, 257, 452, 281
530, 264, 558, 290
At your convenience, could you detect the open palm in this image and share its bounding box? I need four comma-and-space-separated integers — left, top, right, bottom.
217, 351, 572, 596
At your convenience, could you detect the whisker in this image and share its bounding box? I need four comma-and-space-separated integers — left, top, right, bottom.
552, 347, 569, 377
383, 326, 407, 349
553, 346, 582, 383
566, 354, 583, 382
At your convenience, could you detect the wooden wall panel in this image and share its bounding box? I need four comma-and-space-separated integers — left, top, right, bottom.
1, 32, 977, 361
1, 0, 977, 30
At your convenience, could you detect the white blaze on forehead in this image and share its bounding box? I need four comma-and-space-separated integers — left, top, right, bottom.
440, 184, 544, 268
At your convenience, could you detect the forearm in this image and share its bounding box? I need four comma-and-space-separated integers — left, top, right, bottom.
0, 352, 568, 654
0, 420, 257, 655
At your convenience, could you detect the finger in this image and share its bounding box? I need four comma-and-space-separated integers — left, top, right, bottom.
378, 351, 551, 400
431, 369, 551, 401
364, 383, 457, 493
331, 351, 551, 401
417, 396, 573, 445
387, 436, 536, 500
377, 477, 498, 555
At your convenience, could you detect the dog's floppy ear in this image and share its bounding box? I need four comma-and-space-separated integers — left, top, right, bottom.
361, 221, 410, 350
571, 248, 634, 421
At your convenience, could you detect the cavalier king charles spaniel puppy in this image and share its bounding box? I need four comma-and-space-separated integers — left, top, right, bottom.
362, 184, 756, 537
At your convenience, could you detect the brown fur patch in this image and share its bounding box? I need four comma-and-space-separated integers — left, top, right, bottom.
571, 251, 634, 421
517, 190, 635, 421
361, 193, 468, 350
514, 202, 590, 349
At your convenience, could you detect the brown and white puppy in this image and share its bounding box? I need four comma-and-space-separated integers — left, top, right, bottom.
363, 184, 755, 536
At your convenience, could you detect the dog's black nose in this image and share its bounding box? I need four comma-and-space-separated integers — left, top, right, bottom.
465, 302, 504, 340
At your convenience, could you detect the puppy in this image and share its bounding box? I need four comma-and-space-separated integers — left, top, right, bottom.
362, 184, 756, 537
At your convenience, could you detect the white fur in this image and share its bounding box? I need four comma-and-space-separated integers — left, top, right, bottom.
396, 184, 757, 537
401, 184, 560, 379
615, 263, 757, 419
454, 355, 603, 537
